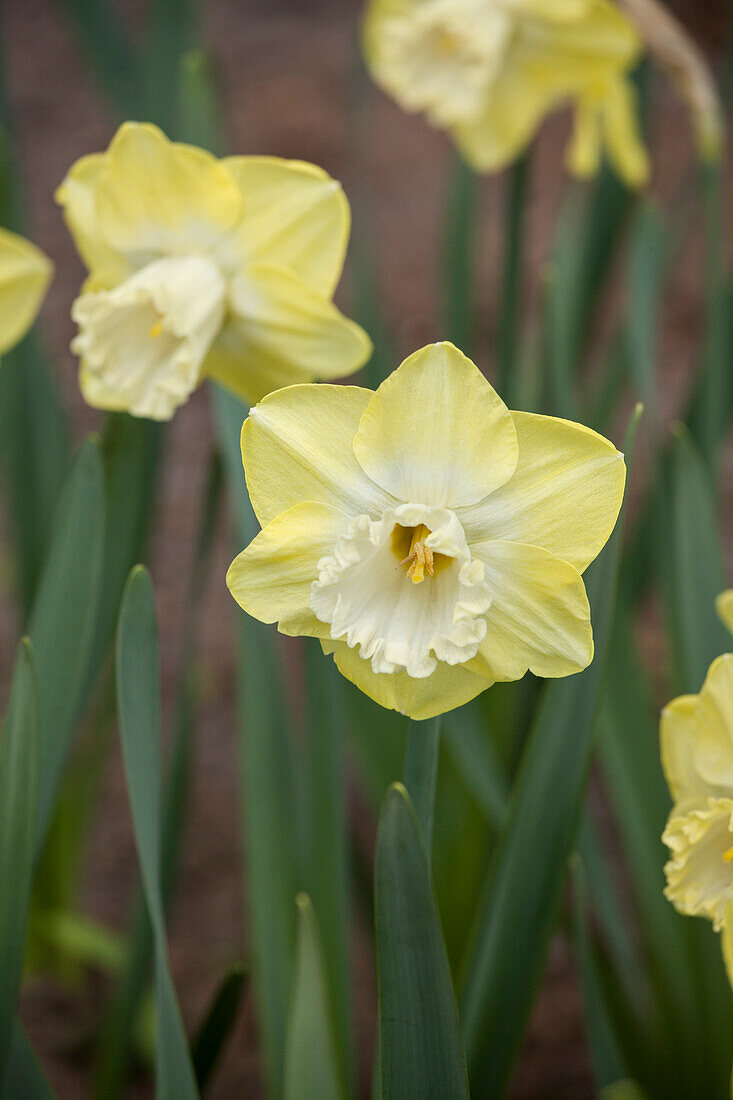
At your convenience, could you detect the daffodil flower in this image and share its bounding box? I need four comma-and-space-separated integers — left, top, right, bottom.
227, 342, 625, 719
661, 650, 733, 984
362, 0, 649, 187
56, 122, 372, 421
0, 226, 52, 355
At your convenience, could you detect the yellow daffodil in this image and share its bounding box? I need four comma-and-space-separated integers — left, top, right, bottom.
56, 122, 371, 421
362, 0, 649, 187
661, 647, 733, 984
227, 341, 625, 719
0, 226, 52, 355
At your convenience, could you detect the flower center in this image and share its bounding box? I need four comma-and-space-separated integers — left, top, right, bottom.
397, 524, 436, 584
311, 504, 492, 678
71, 254, 226, 420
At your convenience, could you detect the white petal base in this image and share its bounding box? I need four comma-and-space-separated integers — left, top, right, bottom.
72, 254, 225, 420
310, 503, 491, 678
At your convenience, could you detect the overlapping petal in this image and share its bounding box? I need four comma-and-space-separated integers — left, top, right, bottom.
352, 342, 517, 508
227, 501, 351, 637
471, 540, 592, 680
55, 153, 131, 284
324, 638, 492, 720
217, 157, 349, 297
205, 263, 372, 408
691, 655, 733, 791
0, 227, 52, 355
660, 694, 712, 808
460, 411, 625, 573
716, 590, 733, 635
240, 383, 396, 528
94, 123, 242, 258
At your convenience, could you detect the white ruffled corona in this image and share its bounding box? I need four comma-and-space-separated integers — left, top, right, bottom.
71, 256, 226, 419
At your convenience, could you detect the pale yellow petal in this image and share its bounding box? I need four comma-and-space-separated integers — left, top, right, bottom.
460, 411, 625, 574
226, 501, 350, 637
660, 694, 710, 807
471, 540, 592, 680
204, 263, 372, 406
598, 77, 650, 188
78, 359, 130, 413
0, 227, 52, 355
716, 591, 733, 636
454, 0, 641, 172
94, 122, 242, 257
692, 655, 733, 791
54, 152, 130, 283
324, 638, 492, 720
217, 157, 350, 298
567, 96, 603, 178
241, 383, 396, 528
352, 342, 517, 508
453, 53, 556, 171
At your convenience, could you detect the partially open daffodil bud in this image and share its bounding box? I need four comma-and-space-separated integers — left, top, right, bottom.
0, 226, 52, 356
56, 122, 372, 420
227, 341, 626, 719
362, 0, 649, 187
661, 640, 733, 987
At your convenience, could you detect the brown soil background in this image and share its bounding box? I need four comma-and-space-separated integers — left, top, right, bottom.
3, 0, 732, 1096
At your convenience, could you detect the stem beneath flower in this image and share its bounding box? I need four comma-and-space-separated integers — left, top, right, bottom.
403, 716, 442, 863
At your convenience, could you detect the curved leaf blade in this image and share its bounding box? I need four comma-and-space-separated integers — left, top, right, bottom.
116, 566, 198, 1100
376, 783, 469, 1100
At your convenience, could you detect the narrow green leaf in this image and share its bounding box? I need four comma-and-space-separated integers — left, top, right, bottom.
626, 200, 668, 411
443, 703, 508, 830
284, 896, 344, 1100
688, 161, 731, 465
116, 567, 198, 1100
2, 1022, 55, 1099
403, 717, 441, 857
28, 436, 105, 853
0, 640, 39, 1080
667, 426, 729, 693
460, 407, 641, 1097
441, 153, 478, 354
376, 783, 469, 1099
571, 859, 627, 1089
497, 153, 530, 402
95, 415, 162, 660
192, 963, 246, 1091
303, 642, 351, 1092
0, 336, 70, 617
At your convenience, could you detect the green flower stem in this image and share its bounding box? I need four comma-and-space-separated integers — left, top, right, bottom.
403, 716, 442, 862
497, 152, 530, 403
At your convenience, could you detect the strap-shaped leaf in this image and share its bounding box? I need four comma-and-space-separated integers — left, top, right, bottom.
0, 640, 39, 1081
284, 895, 344, 1100
28, 436, 105, 852
116, 567, 198, 1100
376, 783, 469, 1099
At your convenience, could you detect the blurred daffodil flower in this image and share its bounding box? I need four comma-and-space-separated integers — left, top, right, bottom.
227, 341, 625, 719
0, 226, 52, 355
661, 643, 733, 985
56, 122, 372, 420
362, 0, 649, 187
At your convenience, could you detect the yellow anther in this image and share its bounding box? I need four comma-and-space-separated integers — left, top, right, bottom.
723, 844, 733, 864
149, 319, 164, 339
400, 524, 434, 584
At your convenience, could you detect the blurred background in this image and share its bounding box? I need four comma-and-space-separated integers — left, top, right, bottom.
2, 0, 732, 1095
